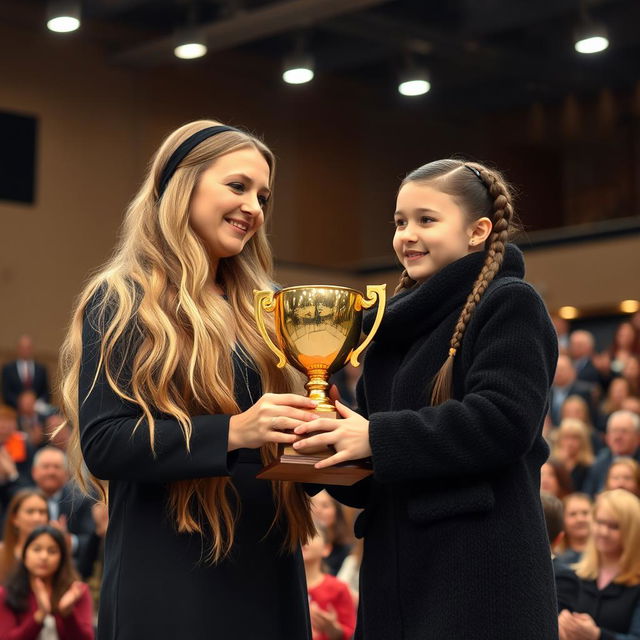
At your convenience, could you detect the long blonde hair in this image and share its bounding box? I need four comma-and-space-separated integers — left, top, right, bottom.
575, 489, 640, 585
552, 418, 595, 467
59, 120, 314, 562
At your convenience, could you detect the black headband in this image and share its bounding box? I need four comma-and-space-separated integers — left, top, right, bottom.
464, 164, 483, 180
158, 125, 239, 198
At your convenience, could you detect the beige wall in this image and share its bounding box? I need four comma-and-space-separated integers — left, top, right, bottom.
1, 9, 639, 381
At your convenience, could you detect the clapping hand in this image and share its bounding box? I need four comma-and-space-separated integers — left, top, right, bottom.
558, 610, 600, 640
309, 602, 343, 640
31, 577, 51, 623
58, 581, 85, 617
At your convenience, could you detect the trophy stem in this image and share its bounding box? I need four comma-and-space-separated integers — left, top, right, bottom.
305, 371, 335, 412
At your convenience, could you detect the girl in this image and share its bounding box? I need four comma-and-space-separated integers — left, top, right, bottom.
311, 490, 355, 575
294, 159, 559, 638
559, 489, 640, 639
0, 525, 92, 639
58, 120, 318, 639
0, 490, 49, 582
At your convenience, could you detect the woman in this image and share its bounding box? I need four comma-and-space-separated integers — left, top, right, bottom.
552, 419, 595, 492
606, 457, 640, 496
58, 120, 317, 639
559, 489, 640, 639
294, 159, 559, 638
560, 394, 603, 451
0, 525, 92, 639
541, 458, 574, 499
556, 493, 593, 564
0, 490, 49, 582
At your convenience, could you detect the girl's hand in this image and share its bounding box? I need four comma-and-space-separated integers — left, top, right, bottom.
31, 577, 51, 622
293, 400, 371, 468
309, 602, 342, 639
58, 581, 85, 617
228, 393, 318, 450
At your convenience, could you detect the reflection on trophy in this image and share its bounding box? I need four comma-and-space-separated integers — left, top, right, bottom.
253, 285, 386, 485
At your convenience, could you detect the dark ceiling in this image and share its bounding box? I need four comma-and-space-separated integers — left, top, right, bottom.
11, 0, 640, 113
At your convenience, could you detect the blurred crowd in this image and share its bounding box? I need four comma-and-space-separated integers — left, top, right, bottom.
0, 308, 639, 638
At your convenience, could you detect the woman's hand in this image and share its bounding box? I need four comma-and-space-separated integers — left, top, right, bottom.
31, 577, 51, 623
309, 602, 343, 640
293, 400, 371, 469
228, 393, 318, 450
58, 581, 85, 617
558, 610, 600, 640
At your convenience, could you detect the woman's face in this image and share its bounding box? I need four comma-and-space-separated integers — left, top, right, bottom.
189, 147, 270, 265
564, 497, 592, 541
311, 491, 336, 528
561, 399, 588, 422
393, 182, 488, 283
24, 533, 61, 580
607, 463, 639, 495
609, 378, 630, 405
12, 496, 48, 538
616, 323, 636, 350
593, 503, 623, 558
540, 463, 560, 496
559, 432, 581, 458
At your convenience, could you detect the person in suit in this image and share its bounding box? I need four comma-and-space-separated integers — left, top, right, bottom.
294, 159, 559, 639
56, 120, 318, 640
1, 335, 50, 410
569, 330, 605, 391
30, 447, 95, 567
582, 410, 640, 497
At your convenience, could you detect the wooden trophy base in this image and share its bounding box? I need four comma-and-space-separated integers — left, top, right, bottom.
256, 409, 373, 486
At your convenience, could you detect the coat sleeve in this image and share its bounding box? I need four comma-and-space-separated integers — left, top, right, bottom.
368, 282, 557, 484
56, 584, 94, 640
79, 299, 238, 483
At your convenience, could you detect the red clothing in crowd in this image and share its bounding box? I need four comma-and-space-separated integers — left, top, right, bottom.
0, 583, 93, 640
308, 574, 356, 640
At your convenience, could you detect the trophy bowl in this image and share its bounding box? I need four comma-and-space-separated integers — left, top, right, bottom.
253, 284, 386, 485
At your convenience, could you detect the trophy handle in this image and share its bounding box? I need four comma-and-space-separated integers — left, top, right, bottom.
349, 284, 387, 367
253, 290, 287, 368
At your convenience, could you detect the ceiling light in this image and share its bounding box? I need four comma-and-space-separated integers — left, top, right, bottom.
398, 69, 431, 97
620, 300, 640, 314
574, 24, 609, 54
47, 1, 80, 33
558, 306, 580, 320
174, 28, 207, 59
282, 54, 314, 85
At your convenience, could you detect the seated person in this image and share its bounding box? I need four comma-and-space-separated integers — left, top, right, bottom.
540, 491, 580, 613
552, 419, 595, 492
304, 523, 356, 640
311, 490, 354, 576
605, 457, 640, 497
559, 489, 640, 640
556, 493, 593, 565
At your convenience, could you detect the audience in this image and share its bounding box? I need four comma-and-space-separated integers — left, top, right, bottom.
16, 391, 46, 450
582, 410, 640, 496
30, 448, 95, 565
552, 419, 595, 492
303, 523, 356, 640
0, 525, 93, 638
608, 322, 640, 376
569, 330, 603, 389
605, 457, 640, 496
1, 336, 50, 410
540, 491, 580, 612
556, 493, 593, 564
311, 491, 354, 576
559, 489, 640, 640
550, 355, 597, 427
541, 458, 574, 499
0, 489, 49, 583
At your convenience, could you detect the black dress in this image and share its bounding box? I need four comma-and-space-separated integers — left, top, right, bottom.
79, 300, 311, 640
331, 245, 559, 640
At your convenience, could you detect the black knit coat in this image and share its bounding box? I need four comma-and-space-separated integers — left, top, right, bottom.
332, 245, 559, 640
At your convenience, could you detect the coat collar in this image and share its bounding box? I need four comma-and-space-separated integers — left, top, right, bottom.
365, 244, 525, 347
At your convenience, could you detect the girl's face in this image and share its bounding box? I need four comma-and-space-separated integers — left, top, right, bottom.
189, 147, 270, 266
12, 496, 48, 537
24, 533, 61, 580
540, 463, 560, 496
301, 532, 329, 565
593, 503, 623, 558
393, 182, 489, 283
310, 491, 336, 528
607, 463, 638, 494
564, 497, 592, 540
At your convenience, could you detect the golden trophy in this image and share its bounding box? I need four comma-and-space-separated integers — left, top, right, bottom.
253, 284, 386, 485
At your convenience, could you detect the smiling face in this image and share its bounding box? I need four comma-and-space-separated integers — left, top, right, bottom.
393, 182, 490, 283
593, 502, 623, 559
24, 533, 61, 580
189, 146, 271, 269
607, 462, 639, 495
564, 495, 592, 543
12, 495, 49, 538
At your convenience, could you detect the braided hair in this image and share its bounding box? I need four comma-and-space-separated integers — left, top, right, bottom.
395, 159, 518, 405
